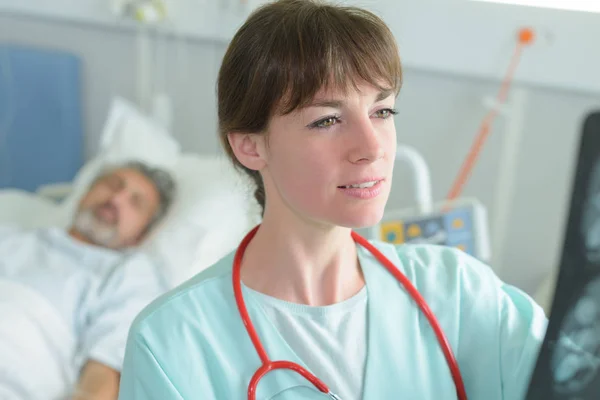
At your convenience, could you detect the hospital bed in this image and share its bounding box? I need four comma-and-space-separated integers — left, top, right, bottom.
370, 145, 492, 264
0, 44, 261, 400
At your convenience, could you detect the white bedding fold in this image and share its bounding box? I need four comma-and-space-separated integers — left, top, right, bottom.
0, 279, 76, 400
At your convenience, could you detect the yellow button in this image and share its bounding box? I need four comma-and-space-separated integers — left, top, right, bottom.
452, 218, 464, 229
407, 224, 421, 238
381, 221, 404, 244
456, 244, 466, 251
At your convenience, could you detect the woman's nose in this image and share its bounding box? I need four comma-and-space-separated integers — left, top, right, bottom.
348, 120, 384, 164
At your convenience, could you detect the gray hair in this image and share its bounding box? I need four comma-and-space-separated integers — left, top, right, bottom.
94, 160, 177, 232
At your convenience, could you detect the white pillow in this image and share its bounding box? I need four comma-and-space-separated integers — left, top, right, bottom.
99, 97, 180, 165
0, 189, 63, 229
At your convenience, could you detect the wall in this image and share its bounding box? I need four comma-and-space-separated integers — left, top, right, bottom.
0, 12, 225, 158
2, 0, 600, 93
381, 0, 600, 94
1, 6, 600, 294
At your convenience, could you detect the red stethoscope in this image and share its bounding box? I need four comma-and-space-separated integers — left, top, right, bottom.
233, 225, 468, 400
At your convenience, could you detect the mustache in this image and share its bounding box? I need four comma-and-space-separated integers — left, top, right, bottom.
94, 202, 119, 224
73, 209, 118, 247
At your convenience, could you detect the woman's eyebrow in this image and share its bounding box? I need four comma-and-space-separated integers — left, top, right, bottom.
307, 89, 395, 109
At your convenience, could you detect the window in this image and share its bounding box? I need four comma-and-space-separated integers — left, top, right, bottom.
472, 0, 600, 13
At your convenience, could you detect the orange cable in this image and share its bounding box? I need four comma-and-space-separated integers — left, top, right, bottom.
443, 28, 535, 209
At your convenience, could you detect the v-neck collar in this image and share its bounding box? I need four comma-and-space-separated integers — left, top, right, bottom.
359, 242, 414, 398
359, 243, 458, 399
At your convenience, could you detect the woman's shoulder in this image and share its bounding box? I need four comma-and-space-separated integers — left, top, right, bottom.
365, 240, 516, 310
368, 240, 499, 286
399, 243, 496, 279
368, 240, 545, 325
127, 251, 238, 336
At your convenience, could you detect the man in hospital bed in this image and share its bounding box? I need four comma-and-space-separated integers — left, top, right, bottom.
0, 161, 176, 400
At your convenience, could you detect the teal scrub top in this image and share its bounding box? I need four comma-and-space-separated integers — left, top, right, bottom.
118, 241, 548, 399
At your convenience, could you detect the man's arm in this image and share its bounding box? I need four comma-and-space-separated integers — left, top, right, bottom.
72, 360, 120, 400
76, 253, 167, 400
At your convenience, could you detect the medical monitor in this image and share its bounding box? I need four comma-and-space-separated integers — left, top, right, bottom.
371, 198, 491, 263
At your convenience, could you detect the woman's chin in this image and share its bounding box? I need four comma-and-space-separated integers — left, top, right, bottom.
335, 208, 385, 230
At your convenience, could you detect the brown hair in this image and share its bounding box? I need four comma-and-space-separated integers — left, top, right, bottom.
217, 0, 402, 213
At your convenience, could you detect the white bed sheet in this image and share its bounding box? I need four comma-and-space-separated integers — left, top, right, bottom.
0, 279, 75, 400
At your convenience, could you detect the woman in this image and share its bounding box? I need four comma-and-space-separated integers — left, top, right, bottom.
118, 1, 547, 399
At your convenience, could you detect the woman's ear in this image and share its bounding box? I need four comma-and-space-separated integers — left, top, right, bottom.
227, 132, 267, 171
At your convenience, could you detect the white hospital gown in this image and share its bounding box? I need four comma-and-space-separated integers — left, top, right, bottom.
0, 226, 167, 399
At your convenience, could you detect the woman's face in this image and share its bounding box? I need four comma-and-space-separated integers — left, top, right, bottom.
259, 81, 397, 229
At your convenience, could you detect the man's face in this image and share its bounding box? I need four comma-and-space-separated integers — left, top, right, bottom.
72, 168, 160, 249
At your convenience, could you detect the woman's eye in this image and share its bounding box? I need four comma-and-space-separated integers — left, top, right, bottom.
319, 118, 337, 128
373, 108, 398, 119
310, 116, 340, 129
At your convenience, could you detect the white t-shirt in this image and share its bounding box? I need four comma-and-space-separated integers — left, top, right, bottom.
0, 226, 167, 372
247, 285, 368, 400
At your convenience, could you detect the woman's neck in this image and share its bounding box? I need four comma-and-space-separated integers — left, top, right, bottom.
240, 213, 365, 306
